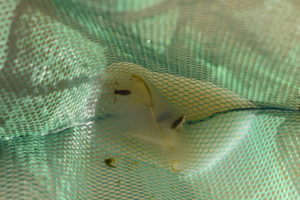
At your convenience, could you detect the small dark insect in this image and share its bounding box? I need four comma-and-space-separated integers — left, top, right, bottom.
104, 158, 116, 168
171, 115, 185, 129
114, 89, 131, 95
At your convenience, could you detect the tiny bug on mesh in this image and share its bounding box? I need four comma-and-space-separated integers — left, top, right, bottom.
113, 81, 132, 103
104, 158, 116, 168
171, 115, 185, 130
114, 89, 131, 95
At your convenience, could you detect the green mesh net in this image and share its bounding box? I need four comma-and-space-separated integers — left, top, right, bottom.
0, 0, 299, 199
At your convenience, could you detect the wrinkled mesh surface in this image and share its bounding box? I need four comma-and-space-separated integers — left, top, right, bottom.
0, 0, 299, 199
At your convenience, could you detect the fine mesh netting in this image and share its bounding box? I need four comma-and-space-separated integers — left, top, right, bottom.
0, 0, 299, 199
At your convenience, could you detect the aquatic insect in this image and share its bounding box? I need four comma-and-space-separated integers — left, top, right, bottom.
171, 116, 185, 130
114, 89, 131, 95
104, 158, 116, 168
